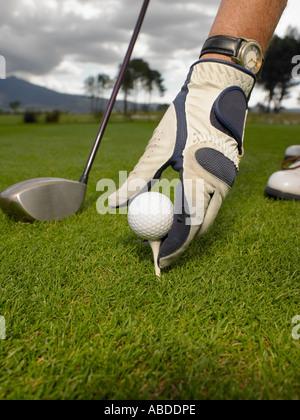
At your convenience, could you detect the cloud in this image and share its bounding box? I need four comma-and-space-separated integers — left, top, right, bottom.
0, 0, 219, 78
1, 0, 126, 75
0, 0, 299, 106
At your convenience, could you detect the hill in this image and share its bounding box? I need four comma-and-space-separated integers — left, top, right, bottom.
0, 76, 146, 114
0, 76, 95, 113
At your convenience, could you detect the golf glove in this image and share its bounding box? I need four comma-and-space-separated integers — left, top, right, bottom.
109, 59, 256, 268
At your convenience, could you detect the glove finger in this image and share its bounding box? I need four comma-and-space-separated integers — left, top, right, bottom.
158, 180, 204, 269
158, 146, 235, 268
109, 104, 177, 208
197, 190, 223, 237
158, 187, 225, 269
158, 218, 200, 269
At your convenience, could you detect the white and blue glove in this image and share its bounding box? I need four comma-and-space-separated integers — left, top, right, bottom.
109, 59, 256, 268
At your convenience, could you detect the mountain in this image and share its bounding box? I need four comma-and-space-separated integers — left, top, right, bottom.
0, 76, 129, 114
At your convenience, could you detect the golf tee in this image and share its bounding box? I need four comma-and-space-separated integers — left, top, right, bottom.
149, 241, 161, 279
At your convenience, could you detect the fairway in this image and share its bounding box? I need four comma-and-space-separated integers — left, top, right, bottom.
0, 114, 299, 400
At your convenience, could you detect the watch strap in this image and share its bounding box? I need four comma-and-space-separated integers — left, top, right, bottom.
200, 35, 244, 58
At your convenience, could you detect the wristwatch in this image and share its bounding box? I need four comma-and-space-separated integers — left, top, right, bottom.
200, 35, 264, 76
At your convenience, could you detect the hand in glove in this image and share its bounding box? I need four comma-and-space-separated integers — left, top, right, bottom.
109, 59, 256, 269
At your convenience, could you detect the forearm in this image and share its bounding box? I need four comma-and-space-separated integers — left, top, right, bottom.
208, 0, 288, 53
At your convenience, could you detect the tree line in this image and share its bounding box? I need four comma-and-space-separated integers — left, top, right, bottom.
85, 28, 300, 116
4, 30, 300, 119
257, 27, 300, 112
84, 58, 166, 115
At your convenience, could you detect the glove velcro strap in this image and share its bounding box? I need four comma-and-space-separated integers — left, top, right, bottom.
210, 86, 248, 156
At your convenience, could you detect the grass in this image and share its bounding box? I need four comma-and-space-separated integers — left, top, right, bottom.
0, 114, 299, 400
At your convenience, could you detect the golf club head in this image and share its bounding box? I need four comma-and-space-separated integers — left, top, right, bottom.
0, 178, 87, 222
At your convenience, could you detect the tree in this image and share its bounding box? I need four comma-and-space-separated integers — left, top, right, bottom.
121, 59, 165, 114
121, 59, 147, 114
96, 73, 112, 113
144, 69, 166, 111
84, 76, 96, 114
84, 74, 113, 114
9, 101, 21, 114
258, 29, 300, 112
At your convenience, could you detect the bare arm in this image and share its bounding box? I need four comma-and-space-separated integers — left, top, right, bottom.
202, 0, 288, 61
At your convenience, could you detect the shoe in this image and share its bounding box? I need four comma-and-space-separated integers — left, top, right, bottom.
265, 156, 300, 201
285, 145, 300, 160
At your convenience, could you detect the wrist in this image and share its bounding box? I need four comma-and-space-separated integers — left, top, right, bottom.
199, 36, 264, 77
199, 53, 236, 64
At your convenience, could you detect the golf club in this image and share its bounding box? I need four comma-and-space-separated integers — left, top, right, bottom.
0, 0, 150, 222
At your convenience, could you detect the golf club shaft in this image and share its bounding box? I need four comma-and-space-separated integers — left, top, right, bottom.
79, 0, 150, 184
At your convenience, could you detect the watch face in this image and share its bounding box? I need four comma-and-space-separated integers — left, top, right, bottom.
241, 42, 263, 75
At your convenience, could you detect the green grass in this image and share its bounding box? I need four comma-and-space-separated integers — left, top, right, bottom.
0, 115, 299, 400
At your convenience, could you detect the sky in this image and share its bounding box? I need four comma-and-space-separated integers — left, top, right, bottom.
1, 0, 300, 109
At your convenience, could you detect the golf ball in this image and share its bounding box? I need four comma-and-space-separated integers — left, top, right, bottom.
128, 192, 174, 241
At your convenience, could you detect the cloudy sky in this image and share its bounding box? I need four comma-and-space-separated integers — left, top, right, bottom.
1, 0, 300, 108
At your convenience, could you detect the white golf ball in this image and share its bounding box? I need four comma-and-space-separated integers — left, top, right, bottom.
128, 192, 174, 241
